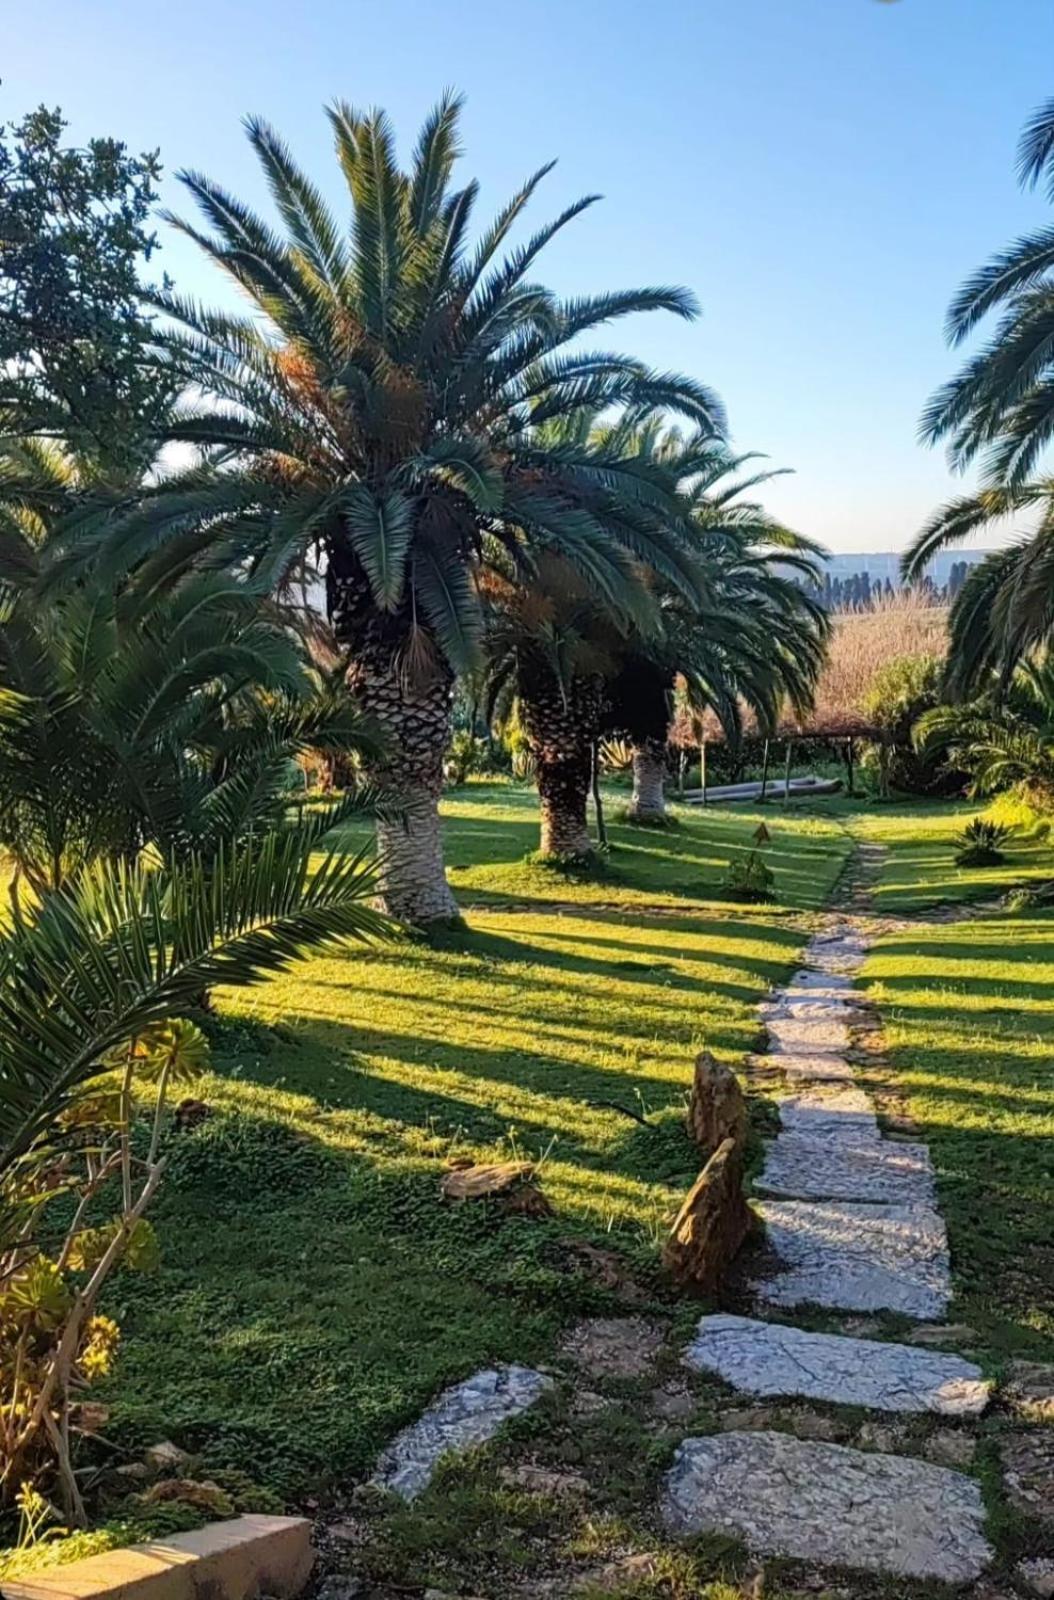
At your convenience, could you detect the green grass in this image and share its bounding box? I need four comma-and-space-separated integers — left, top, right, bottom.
844, 796, 1053, 913
852, 804, 1054, 1356
22, 785, 1054, 1596
100, 785, 850, 1500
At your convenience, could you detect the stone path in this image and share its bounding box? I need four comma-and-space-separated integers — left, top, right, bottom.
371, 1365, 551, 1500
662, 847, 996, 1583
662, 1431, 992, 1584
364, 846, 1015, 1591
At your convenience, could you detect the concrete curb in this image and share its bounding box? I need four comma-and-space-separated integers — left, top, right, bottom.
1, 1514, 313, 1600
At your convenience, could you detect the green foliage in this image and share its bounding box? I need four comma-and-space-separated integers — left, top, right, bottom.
106, 95, 725, 680
0, 567, 380, 894
953, 816, 1014, 866
914, 659, 1054, 812
718, 850, 775, 902
443, 730, 490, 787
861, 653, 956, 796
0, 107, 170, 481
0, 826, 386, 1519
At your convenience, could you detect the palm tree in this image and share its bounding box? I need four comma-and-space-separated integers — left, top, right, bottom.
604, 435, 828, 822
483, 553, 655, 857
908, 97, 1054, 684
920, 96, 1054, 484
914, 656, 1054, 806
0, 563, 379, 899
113, 95, 724, 923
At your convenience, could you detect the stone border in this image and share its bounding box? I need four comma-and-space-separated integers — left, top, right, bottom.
0, 1515, 313, 1600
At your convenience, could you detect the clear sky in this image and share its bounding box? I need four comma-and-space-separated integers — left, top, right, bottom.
8, 0, 1054, 551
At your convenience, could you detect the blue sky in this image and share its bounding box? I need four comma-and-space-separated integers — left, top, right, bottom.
9, 0, 1054, 551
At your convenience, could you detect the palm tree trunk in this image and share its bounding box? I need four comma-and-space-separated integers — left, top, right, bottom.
520, 673, 602, 859
329, 562, 460, 926
628, 738, 668, 822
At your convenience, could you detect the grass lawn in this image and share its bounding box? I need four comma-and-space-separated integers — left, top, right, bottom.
98, 786, 850, 1502
27, 786, 1049, 1598
852, 802, 1054, 1358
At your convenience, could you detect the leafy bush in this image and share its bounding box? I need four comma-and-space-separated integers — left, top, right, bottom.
720, 851, 775, 902
954, 818, 1014, 867
0, 837, 386, 1523
862, 653, 962, 797
443, 731, 490, 786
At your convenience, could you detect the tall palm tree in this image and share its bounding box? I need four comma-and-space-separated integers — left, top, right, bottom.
603, 433, 828, 822
483, 553, 657, 857
908, 97, 1054, 685
108, 96, 724, 923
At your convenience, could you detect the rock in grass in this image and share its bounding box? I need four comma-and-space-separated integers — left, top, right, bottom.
439, 1160, 550, 1215
663, 1136, 751, 1291
686, 1050, 746, 1156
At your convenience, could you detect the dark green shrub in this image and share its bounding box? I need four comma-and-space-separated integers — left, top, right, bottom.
953, 817, 1014, 867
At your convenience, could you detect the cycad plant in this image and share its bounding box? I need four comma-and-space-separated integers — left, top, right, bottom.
0, 566, 379, 900
907, 97, 1054, 683
116, 95, 724, 922
0, 833, 385, 1520
914, 657, 1054, 809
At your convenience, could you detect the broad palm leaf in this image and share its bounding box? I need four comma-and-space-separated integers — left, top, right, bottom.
107, 96, 725, 921
901, 483, 1054, 691
603, 434, 829, 820
0, 831, 386, 1180
0, 569, 380, 894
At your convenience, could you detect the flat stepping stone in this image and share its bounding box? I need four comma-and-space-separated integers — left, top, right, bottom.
758, 1133, 936, 1203
684, 1313, 989, 1415
785, 969, 857, 995
755, 1200, 951, 1318
747, 1051, 854, 1083
764, 993, 859, 1018
778, 1089, 881, 1144
372, 1365, 551, 1499
766, 1015, 852, 1054
661, 1431, 991, 1583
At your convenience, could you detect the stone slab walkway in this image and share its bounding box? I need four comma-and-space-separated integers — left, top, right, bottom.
665, 857, 990, 1585
661, 1431, 992, 1583
684, 1313, 990, 1415
372, 1365, 551, 1499
757, 1132, 936, 1204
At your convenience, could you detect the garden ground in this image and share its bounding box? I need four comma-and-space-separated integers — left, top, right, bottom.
77, 789, 1054, 1594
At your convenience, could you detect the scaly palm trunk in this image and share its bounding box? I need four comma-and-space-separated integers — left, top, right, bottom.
520, 672, 603, 859
329, 558, 460, 926
628, 738, 669, 822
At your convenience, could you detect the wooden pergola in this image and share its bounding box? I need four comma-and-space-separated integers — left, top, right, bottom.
668, 710, 882, 803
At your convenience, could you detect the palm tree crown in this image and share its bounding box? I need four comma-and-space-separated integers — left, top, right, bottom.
117, 94, 726, 920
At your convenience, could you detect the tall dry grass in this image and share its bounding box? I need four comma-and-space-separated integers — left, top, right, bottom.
812, 590, 947, 731
672, 590, 948, 743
